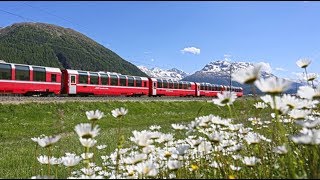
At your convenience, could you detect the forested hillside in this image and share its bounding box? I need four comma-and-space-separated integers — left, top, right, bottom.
0, 22, 147, 76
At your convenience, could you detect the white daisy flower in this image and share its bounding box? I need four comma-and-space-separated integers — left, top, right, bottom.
272, 145, 288, 155
129, 130, 153, 147
298, 85, 320, 100
111, 107, 128, 118
168, 160, 183, 171
261, 95, 289, 114
85, 110, 104, 121
123, 153, 147, 165
209, 161, 223, 168
307, 73, 318, 81
281, 94, 305, 109
244, 132, 261, 145
296, 58, 311, 68
290, 129, 320, 145
49, 156, 62, 165
74, 123, 100, 139
255, 77, 291, 94
253, 102, 268, 109
96, 144, 107, 150
135, 161, 158, 177
149, 125, 161, 130
37, 135, 61, 148
61, 153, 82, 167
171, 123, 187, 130
232, 64, 262, 84
176, 144, 190, 156
230, 165, 242, 171
295, 118, 320, 128
79, 138, 97, 148
80, 167, 95, 176
81, 153, 94, 160
212, 91, 237, 106
37, 155, 49, 164
288, 109, 311, 120
242, 156, 261, 166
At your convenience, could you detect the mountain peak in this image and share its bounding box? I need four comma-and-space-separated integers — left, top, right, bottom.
138, 66, 189, 81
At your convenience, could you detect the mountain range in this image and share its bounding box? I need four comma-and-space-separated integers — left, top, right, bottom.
138, 60, 303, 94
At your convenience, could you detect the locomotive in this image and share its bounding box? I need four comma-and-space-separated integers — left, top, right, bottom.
0, 62, 243, 97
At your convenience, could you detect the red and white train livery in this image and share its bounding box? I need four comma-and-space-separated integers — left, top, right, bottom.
0, 62, 243, 97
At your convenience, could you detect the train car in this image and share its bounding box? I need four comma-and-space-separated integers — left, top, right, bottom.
149, 78, 199, 97
0, 62, 61, 96
61, 69, 149, 96
199, 83, 224, 97
234, 87, 244, 97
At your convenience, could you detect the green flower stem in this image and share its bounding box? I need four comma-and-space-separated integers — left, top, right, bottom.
272, 95, 280, 144
47, 147, 52, 176
115, 116, 123, 177
227, 104, 233, 119
85, 146, 90, 169
304, 67, 310, 86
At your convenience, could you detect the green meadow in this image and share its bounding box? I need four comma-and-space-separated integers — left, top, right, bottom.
0, 98, 318, 179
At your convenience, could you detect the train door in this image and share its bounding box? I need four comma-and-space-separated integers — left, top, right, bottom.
152, 81, 157, 96
149, 78, 157, 96
69, 75, 77, 94
195, 83, 200, 97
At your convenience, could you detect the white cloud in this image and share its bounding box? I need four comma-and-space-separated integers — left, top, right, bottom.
275, 67, 287, 72
256, 62, 272, 73
181, 47, 200, 55
151, 58, 154, 62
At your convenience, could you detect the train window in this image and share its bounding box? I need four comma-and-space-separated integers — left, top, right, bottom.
157, 79, 163, 88
0, 64, 11, 80
162, 80, 168, 88
71, 76, 76, 84
33, 67, 46, 82
100, 74, 108, 85
128, 76, 134, 86
15, 65, 30, 81
174, 81, 179, 89
135, 77, 142, 87
213, 85, 217, 91
78, 71, 88, 84
179, 82, 183, 89
110, 75, 118, 86
187, 83, 191, 89
119, 75, 127, 86
168, 80, 173, 89
143, 82, 147, 87
51, 74, 57, 82
90, 73, 99, 85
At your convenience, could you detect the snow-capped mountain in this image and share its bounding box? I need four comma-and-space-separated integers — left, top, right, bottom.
199, 60, 274, 78
137, 66, 189, 81
182, 60, 300, 94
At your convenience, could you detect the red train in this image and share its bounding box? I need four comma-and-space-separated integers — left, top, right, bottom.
0, 62, 243, 97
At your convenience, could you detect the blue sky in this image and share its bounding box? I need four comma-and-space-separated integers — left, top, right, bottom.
0, 1, 319, 81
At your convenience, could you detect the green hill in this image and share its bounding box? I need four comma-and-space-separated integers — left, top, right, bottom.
0, 22, 147, 77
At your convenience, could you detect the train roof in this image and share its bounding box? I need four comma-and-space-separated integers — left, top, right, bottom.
0, 61, 61, 73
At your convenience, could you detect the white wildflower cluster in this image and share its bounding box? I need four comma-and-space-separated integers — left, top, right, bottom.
97, 112, 273, 179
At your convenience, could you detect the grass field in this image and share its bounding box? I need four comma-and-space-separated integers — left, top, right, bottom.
0, 97, 319, 179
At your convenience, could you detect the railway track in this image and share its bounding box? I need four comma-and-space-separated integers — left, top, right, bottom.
0, 95, 215, 104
